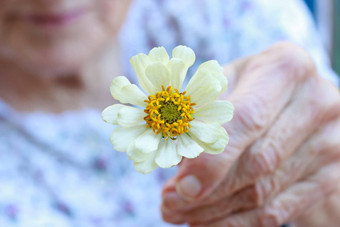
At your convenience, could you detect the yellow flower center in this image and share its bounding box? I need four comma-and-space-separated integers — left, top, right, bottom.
144, 86, 196, 139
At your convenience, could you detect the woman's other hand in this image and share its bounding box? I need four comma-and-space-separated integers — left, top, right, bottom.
161, 42, 340, 227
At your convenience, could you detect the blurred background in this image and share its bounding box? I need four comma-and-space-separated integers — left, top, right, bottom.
305, 0, 340, 77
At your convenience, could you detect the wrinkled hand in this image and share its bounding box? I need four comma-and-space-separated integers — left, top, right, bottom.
161, 42, 340, 227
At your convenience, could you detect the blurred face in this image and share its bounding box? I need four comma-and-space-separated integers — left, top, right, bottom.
0, 0, 132, 75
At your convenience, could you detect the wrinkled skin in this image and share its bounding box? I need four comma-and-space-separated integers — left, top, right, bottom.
161, 42, 340, 227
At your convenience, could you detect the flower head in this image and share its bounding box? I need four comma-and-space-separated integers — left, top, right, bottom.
102, 45, 234, 174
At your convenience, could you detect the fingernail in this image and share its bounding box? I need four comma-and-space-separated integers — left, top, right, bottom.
162, 191, 183, 210
176, 175, 201, 200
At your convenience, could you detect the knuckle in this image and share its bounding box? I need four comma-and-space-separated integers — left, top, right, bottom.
318, 164, 340, 196
318, 79, 340, 114
253, 176, 278, 207
303, 77, 340, 124
266, 41, 316, 81
253, 183, 265, 206
311, 96, 329, 117
232, 186, 263, 209
234, 96, 268, 132
252, 147, 279, 174
253, 152, 272, 174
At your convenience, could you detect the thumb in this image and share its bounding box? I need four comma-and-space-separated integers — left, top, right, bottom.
173, 152, 232, 200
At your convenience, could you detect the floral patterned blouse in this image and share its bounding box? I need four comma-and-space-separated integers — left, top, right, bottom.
0, 0, 338, 227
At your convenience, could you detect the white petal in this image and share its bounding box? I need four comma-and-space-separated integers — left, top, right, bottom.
110, 75, 130, 91
133, 152, 158, 174
194, 101, 234, 124
118, 86, 148, 107
172, 45, 195, 68
167, 58, 186, 90
148, 47, 169, 65
145, 62, 170, 93
177, 133, 204, 158
130, 54, 155, 94
127, 142, 150, 162
110, 76, 147, 107
155, 139, 182, 168
116, 105, 146, 127
102, 104, 145, 127
198, 127, 229, 154
133, 129, 162, 154
110, 125, 147, 152
198, 60, 228, 92
189, 121, 224, 144
102, 104, 123, 124
185, 69, 221, 106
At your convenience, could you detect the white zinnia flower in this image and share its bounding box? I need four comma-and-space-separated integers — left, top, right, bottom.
102, 45, 234, 174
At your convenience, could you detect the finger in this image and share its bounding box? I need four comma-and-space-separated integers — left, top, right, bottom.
226, 75, 340, 194
252, 117, 340, 206
162, 117, 340, 225
198, 163, 340, 227
162, 186, 257, 225
260, 163, 340, 227
162, 42, 314, 203
168, 75, 340, 211
222, 42, 313, 167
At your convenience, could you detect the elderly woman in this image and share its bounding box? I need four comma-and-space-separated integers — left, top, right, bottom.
0, 0, 339, 226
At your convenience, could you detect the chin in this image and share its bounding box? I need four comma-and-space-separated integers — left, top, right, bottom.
26, 57, 87, 77
3, 46, 92, 77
